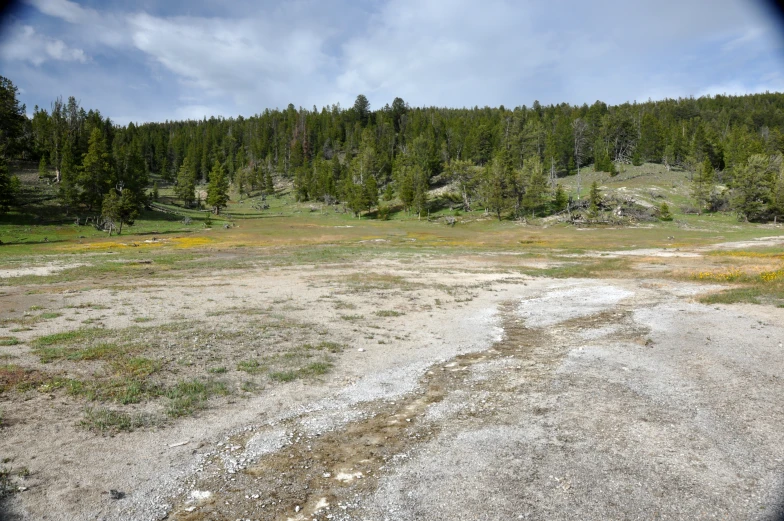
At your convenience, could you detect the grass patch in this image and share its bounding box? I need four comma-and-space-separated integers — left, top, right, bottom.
524, 258, 631, 279
165, 379, 229, 418
133, 317, 153, 323
375, 310, 402, 317
339, 314, 363, 321
80, 407, 158, 433
237, 360, 263, 374
207, 366, 227, 374
269, 370, 297, 382
298, 361, 331, 377
0, 337, 20, 346
34, 341, 132, 364
31, 327, 110, 348
40, 312, 62, 319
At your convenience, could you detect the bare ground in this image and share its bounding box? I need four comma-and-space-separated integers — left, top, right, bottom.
1, 249, 783, 521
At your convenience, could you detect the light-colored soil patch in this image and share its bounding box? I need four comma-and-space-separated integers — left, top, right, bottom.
1, 246, 783, 521
0, 262, 86, 278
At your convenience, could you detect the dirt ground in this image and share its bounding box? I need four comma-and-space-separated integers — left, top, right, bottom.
1, 243, 784, 521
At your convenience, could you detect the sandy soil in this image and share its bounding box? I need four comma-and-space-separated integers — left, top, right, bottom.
1, 248, 783, 521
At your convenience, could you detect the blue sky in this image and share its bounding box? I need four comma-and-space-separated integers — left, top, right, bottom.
1, 0, 783, 124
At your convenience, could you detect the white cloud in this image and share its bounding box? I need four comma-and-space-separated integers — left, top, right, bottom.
8, 0, 784, 122
126, 12, 335, 108
0, 24, 87, 65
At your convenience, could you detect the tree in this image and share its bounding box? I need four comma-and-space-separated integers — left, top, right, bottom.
521, 156, 548, 217
658, 202, 673, 221
588, 181, 601, 217
481, 153, 511, 220
38, 155, 48, 178
553, 183, 568, 213
0, 150, 16, 213
0, 76, 27, 157
731, 154, 771, 222
101, 188, 139, 235
175, 157, 196, 207
59, 136, 79, 210
692, 157, 714, 214
79, 128, 113, 210
445, 159, 477, 211
354, 94, 370, 126
572, 118, 588, 197
206, 160, 229, 214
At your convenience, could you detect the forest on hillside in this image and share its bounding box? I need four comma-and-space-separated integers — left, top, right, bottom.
1, 75, 784, 227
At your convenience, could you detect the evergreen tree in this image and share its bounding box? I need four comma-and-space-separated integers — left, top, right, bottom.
521, 156, 548, 217
0, 76, 27, 157
397, 165, 415, 212
692, 157, 714, 214
588, 181, 601, 217
59, 136, 79, 210
264, 169, 274, 195
0, 151, 15, 213
175, 157, 196, 207
363, 173, 378, 212
553, 183, 568, 213
658, 202, 673, 221
206, 160, 229, 214
731, 154, 771, 222
482, 153, 510, 220
101, 188, 139, 235
79, 128, 113, 211
39, 155, 48, 178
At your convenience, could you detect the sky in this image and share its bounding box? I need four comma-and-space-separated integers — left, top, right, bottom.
1, 0, 784, 124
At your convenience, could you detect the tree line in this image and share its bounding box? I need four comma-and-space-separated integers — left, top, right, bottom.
2, 75, 784, 226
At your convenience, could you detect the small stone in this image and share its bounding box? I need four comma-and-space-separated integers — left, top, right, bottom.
109, 490, 125, 500
357, 348, 365, 352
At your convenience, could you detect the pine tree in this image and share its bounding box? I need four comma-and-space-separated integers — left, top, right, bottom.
59, 137, 79, 211
521, 156, 548, 217
588, 181, 601, 218
206, 160, 229, 214
482, 154, 509, 220
412, 169, 429, 219
658, 202, 673, 221
265, 170, 274, 195
363, 173, 378, 212
0, 151, 15, 213
101, 188, 140, 235
692, 157, 714, 214
397, 166, 415, 212
175, 157, 196, 207
39, 155, 48, 178
79, 128, 113, 211
553, 184, 568, 213
731, 154, 771, 222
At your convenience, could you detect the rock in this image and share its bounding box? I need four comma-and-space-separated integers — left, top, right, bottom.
109, 490, 125, 500
357, 348, 365, 352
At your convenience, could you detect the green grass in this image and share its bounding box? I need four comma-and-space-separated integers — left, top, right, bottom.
80, 407, 158, 433
30, 327, 110, 348
375, 310, 403, 317
164, 379, 229, 418
269, 370, 297, 382
0, 337, 20, 346
237, 360, 263, 374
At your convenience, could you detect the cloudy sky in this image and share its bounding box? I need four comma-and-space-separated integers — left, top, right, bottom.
1, 0, 783, 124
